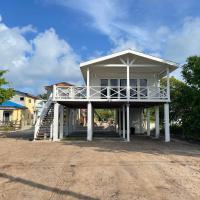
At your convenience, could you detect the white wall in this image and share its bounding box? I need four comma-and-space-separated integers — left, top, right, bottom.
0, 110, 3, 121
88, 67, 158, 98
89, 67, 158, 86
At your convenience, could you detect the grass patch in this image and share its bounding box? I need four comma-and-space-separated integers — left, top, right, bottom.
0, 126, 15, 132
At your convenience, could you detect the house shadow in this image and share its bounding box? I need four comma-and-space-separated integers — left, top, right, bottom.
0, 128, 34, 141
0, 172, 99, 200
61, 134, 200, 158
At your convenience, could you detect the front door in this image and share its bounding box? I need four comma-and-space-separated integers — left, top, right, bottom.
101, 79, 108, 98
110, 79, 118, 98
130, 79, 137, 98
140, 79, 147, 98
3, 111, 11, 122
120, 79, 127, 98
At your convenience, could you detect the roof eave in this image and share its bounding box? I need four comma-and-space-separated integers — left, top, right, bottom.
80, 49, 179, 68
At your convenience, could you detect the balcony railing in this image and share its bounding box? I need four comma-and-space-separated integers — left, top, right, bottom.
53, 86, 169, 101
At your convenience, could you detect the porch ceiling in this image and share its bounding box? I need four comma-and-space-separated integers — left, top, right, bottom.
58, 101, 165, 109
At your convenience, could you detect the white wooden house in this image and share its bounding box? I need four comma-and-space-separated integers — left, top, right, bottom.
34, 49, 178, 142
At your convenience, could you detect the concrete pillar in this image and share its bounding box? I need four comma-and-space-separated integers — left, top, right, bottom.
139, 108, 143, 133
127, 104, 130, 142
118, 108, 121, 135
59, 105, 64, 139
53, 103, 60, 141
87, 102, 93, 141
65, 108, 69, 136
155, 106, 160, 138
147, 108, 150, 136
68, 109, 72, 134
50, 122, 53, 139
164, 103, 170, 142
122, 105, 125, 139
72, 109, 74, 131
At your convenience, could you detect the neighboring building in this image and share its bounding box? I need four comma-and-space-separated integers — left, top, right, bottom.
45, 82, 73, 98
34, 49, 178, 142
0, 90, 39, 129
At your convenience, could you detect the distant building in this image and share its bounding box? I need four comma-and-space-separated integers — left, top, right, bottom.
0, 90, 39, 129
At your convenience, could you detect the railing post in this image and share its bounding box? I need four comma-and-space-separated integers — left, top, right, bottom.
147, 87, 150, 99
118, 85, 120, 99
107, 86, 110, 99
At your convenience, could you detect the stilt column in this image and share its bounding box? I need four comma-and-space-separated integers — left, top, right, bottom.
155, 106, 160, 138
127, 103, 130, 142
59, 105, 64, 139
164, 103, 170, 142
122, 105, 125, 139
53, 103, 60, 141
87, 102, 93, 141
147, 109, 150, 136
118, 108, 121, 135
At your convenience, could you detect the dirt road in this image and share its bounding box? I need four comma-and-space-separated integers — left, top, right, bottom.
0, 133, 199, 200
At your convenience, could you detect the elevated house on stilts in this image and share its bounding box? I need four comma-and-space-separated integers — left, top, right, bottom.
34, 49, 178, 142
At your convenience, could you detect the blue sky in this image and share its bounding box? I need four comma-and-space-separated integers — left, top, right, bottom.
0, 0, 200, 94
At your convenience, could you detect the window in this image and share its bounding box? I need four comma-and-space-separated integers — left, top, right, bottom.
100, 79, 108, 98
29, 99, 31, 103
110, 79, 118, 98
130, 79, 137, 98
140, 79, 147, 98
120, 79, 127, 98
20, 97, 24, 101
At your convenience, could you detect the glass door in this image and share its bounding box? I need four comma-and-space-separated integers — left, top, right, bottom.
100, 79, 108, 98
130, 79, 137, 98
140, 79, 147, 98
110, 79, 118, 98
120, 79, 127, 98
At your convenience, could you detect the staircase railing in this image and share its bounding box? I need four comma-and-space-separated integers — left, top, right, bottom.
34, 93, 53, 140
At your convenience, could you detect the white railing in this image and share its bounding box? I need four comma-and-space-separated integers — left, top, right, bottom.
54, 86, 169, 101
34, 93, 53, 139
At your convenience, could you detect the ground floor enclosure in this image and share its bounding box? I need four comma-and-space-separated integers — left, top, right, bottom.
38, 100, 170, 142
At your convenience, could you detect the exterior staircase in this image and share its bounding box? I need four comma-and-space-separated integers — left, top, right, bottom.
34, 94, 54, 140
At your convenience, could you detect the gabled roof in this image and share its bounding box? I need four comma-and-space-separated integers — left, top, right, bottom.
80, 49, 179, 67
0, 100, 27, 109
45, 82, 74, 90
15, 90, 39, 99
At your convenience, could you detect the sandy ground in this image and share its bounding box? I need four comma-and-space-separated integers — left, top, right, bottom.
0, 131, 200, 200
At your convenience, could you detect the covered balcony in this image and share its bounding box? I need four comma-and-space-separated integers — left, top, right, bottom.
53, 85, 169, 102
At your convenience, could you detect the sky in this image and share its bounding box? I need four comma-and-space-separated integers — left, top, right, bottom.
1, 0, 200, 94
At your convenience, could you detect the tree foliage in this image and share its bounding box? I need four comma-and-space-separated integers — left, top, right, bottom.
0, 70, 15, 103
181, 56, 200, 139
182, 56, 200, 90
95, 109, 115, 121
160, 77, 190, 125
161, 56, 200, 140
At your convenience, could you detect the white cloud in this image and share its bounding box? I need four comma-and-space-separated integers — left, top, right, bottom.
51, 0, 200, 81
0, 19, 82, 94
53, 0, 139, 50
164, 17, 200, 62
